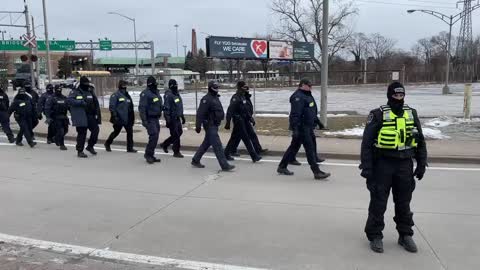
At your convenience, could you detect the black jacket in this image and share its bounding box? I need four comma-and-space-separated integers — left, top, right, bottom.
226, 91, 252, 126
8, 94, 35, 121
196, 91, 225, 130
38, 91, 53, 115
288, 89, 320, 131
360, 106, 428, 170
109, 89, 134, 126
0, 91, 9, 112
67, 86, 102, 127
45, 93, 69, 120
163, 89, 184, 123
138, 87, 163, 121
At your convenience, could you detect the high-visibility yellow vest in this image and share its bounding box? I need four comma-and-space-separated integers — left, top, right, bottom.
376, 105, 418, 150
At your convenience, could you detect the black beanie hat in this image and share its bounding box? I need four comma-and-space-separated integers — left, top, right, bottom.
387, 82, 405, 99
168, 79, 177, 89
147, 76, 157, 86
299, 78, 312, 87
80, 76, 90, 85
208, 81, 219, 91
46, 84, 54, 91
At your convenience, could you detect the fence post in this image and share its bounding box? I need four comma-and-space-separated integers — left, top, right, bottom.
464, 83, 472, 120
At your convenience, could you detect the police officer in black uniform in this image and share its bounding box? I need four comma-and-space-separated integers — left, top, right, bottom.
360, 82, 427, 253
45, 85, 69, 150
139, 76, 163, 164
191, 81, 234, 171
8, 88, 36, 147
0, 86, 15, 143
38, 84, 55, 144
227, 83, 268, 157
68, 76, 102, 158
160, 79, 186, 158
224, 81, 261, 162
277, 79, 330, 180
24, 81, 40, 138
105, 80, 137, 153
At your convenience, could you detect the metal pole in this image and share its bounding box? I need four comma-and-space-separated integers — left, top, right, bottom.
24, 0, 35, 87
90, 40, 94, 70
463, 83, 472, 119
133, 19, 139, 76
363, 58, 367, 84
443, 16, 453, 95
183, 45, 187, 57
31, 16, 40, 87
42, 0, 52, 83
320, 0, 329, 126
174, 24, 179, 57
150, 41, 155, 75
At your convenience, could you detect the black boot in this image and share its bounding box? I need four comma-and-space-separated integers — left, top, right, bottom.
277, 167, 294, 176
260, 148, 269, 154
29, 142, 37, 148
173, 152, 184, 158
59, 145, 68, 151
252, 156, 262, 163
8, 136, 15, 144
316, 156, 326, 163
191, 160, 205, 168
398, 236, 418, 253
86, 146, 97, 155
145, 156, 155, 164
314, 170, 331, 180
104, 143, 112, 152
288, 160, 302, 166
370, 238, 384, 253
127, 148, 138, 153
222, 164, 235, 172
47, 138, 53, 144
77, 151, 88, 158
160, 143, 169, 153
153, 157, 161, 163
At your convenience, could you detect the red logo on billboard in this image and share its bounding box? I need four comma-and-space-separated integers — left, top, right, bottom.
251, 40, 267, 58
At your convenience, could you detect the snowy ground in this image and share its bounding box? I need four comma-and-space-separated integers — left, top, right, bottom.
99, 82, 479, 117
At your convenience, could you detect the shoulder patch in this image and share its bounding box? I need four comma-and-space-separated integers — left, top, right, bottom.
202, 99, 207, 104
295, 97, 300, 102
367, 113, 374, 124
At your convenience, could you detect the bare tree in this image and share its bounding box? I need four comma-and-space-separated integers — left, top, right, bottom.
367, 33, 397, 62
271, 0, 357, 69
345, 32, 368, 66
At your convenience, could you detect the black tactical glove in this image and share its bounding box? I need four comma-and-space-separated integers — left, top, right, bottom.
250, 118, 256, 127
414, 163, 426, 180
181, 116, 186, 125
37, 114, 43, 120
195, 126, 201, 134
361, 169, 374, 179
224, 122, 231, 130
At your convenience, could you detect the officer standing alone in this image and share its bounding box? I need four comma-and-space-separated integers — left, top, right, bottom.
0, 86, 15, 143
68, 76, 102, 158
45, 85, 69, 150
104, 80, 137, 153
160, 79, 185, 158
139, 76, 163, 164
277, 79, 330, 180
38, 84, 55, 144
360, 82, 427, 253
224, 81, 261, 162
191, 81, 234, 171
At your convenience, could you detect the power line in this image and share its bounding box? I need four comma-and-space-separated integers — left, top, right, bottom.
356, 0, 458, 9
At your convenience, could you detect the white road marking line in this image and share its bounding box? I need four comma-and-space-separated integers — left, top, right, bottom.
1, 137, 479, 172
0, 233, 269, 270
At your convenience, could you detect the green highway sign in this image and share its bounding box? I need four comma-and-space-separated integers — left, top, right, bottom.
0, 40, 76, 51
99, 39, 112, 51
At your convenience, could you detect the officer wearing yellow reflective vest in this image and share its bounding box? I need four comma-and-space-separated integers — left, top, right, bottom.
360, 82, 427, 254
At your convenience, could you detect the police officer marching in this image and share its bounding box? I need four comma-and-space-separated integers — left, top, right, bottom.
191, 81, 234, 171
277, 79, 330, 180
360, 82, 427, 253
67, 76, 102, 158
0, 85, 15, 143
38, 84, 56, 144
224, 81, 262, 162
45, 85, 70, 150
160, 79, 186, 158
139, 76, 163, 164
8, 87, 36, 147
104, 80, 137, 153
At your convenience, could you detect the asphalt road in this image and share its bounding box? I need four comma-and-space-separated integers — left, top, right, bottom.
0, 139, 479, 270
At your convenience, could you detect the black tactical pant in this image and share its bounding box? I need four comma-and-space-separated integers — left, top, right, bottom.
47, 120, 56, 141
54, 119, 69, 146
76, 115, 99, 152
15, 118, 34, 145
0, 112, 14, 141
225, 117, 259, 160
145, 117, 160, 158
278, 127, 320, 173
365, 158, 415, 241
229, 119, 263, 154
162, 119, 183, 154
289, 130, 319, 161
106, 123, 134, 150
192, 125, 229, 170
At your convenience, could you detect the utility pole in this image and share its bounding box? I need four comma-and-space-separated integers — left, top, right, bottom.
31, 16, 40, 85
107, 12, 139, 76
42, 0, 52, 83
320, 0, 329, 126
24, 0, 35, 87
183, 45, 187, 57
174, 24, 179, 57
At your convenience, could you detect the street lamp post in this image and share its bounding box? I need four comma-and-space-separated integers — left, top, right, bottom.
174, 24, 179, 57
42, 0, 52, 83
407, 4, 480, 94
183, 45, 187, 57
108, 12, 139, 76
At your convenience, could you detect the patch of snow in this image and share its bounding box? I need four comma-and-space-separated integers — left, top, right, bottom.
256, 114, 289, 118
424, 116, 480, 128
422, 128, 450, 139
324, 127, 365, 137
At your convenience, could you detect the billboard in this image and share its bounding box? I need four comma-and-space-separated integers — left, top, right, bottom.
293, 42, 315, 60
269, 41, 293, 60
207, 36, 268, 59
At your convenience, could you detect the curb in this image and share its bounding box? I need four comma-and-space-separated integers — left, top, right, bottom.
23, 131, 480, 165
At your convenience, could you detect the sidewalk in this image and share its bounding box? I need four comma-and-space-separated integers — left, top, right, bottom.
10, 120, 480, 164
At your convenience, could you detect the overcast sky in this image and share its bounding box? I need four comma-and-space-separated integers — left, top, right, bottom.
1, 0, 479, 59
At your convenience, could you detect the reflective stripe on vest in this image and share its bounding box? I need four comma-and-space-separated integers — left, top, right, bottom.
376, 105, 418, 150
